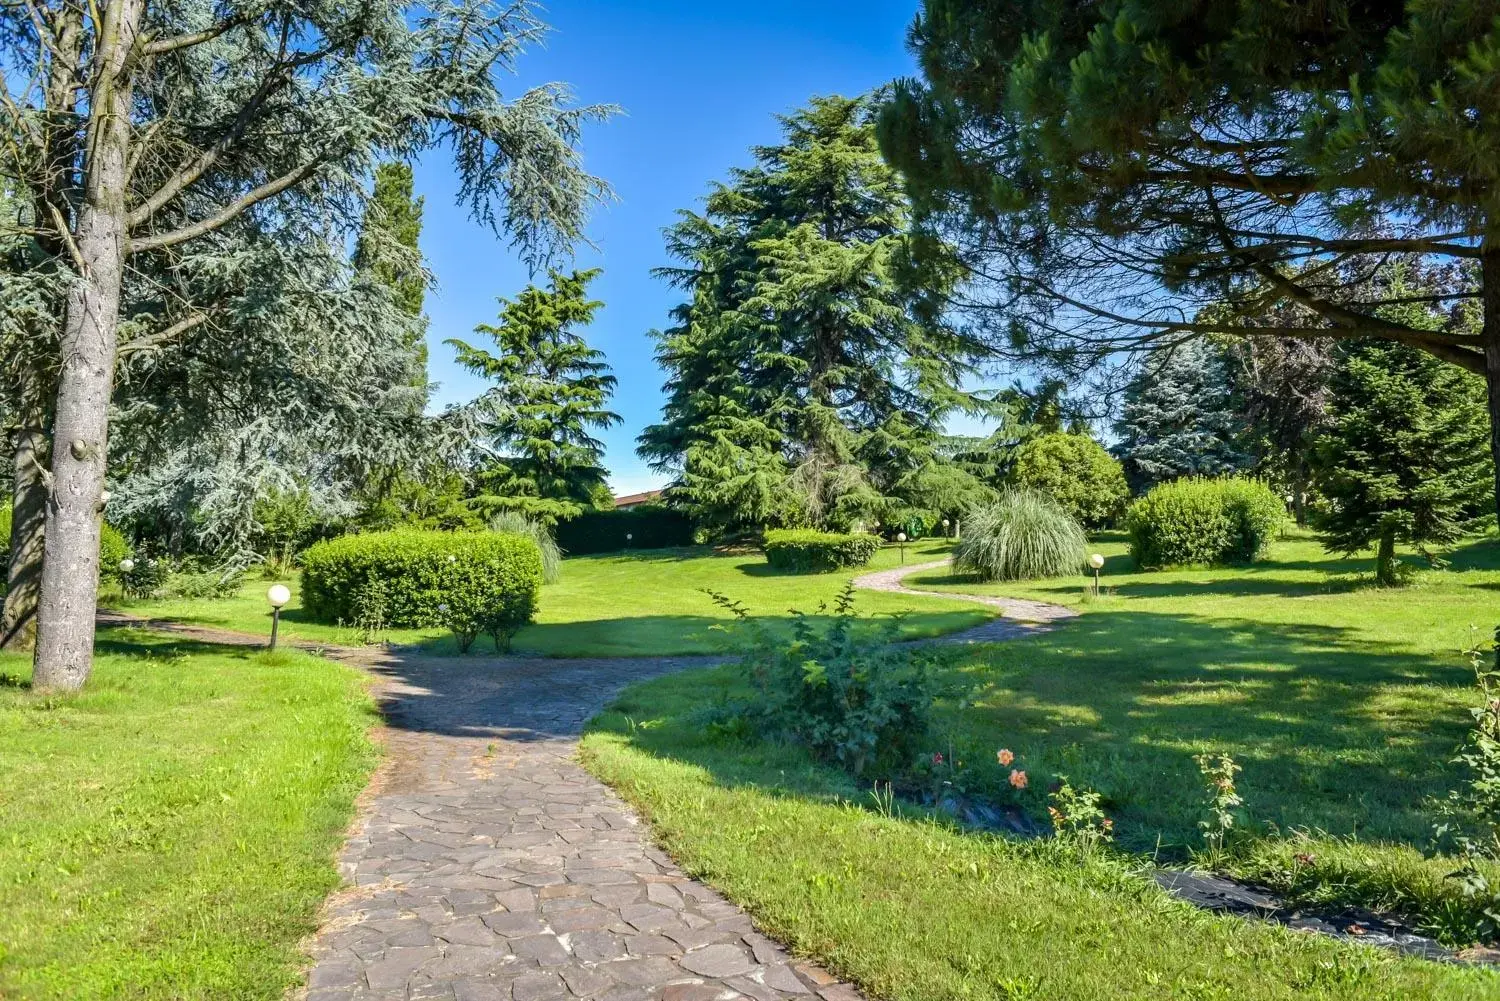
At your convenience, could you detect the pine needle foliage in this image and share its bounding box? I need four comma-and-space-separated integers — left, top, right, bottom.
952, 489, 1088, 582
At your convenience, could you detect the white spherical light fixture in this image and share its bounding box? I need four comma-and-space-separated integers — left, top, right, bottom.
1088, 553, 1105, 570
267, 584, 291, 608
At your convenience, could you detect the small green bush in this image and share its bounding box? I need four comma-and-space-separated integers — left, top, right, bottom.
301, 530, 543, 652
0, 503, 128, 580
1126, 477, 1285, 568
703, 584, 945, 778
555, 505, 695, 554
1010, 432, 1130, 528
763, 528, 881, 573
952, 489, 1088, 581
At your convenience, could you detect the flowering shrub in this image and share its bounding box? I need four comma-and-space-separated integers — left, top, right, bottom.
1047, 777, 1114, 847
703, 583, 946, 777
1194, 751, 1245, 851
1432, 630, 1500, 941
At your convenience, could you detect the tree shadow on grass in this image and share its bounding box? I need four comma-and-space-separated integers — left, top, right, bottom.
579, 607, 1474, 857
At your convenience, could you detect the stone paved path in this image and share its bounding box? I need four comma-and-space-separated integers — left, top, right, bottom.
298, 647, 866, 1001
853, 559, 1078, 642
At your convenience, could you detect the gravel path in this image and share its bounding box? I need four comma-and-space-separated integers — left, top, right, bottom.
851, 559, 1078, 642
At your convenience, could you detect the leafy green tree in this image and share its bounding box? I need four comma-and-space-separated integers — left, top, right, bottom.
879, 1, 1500, 514
0, 0, 611, 689
449, 269, 620, 525
1112, 341, 1250, 494
1010, 432, 1128, 529
640, 95, 991, 535
1313, 342, 1491, 586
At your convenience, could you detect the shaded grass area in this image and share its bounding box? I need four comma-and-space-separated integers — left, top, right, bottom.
0, 630, 377, 999
897, 530, 1500, 937
112, 539, 987, 657
577, 531, 1500, 994
582, 677, 1495, 1000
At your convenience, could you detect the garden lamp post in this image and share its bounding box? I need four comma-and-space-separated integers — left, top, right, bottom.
625, 532, 633, 550
1088, 553, 1105, 597
897, 532, 908, 564
267, 584, 291, 650
942, 517, 950, 538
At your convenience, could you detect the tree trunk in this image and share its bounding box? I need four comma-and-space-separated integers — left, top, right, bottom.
1375, 524, 1397, 588
30, 0, 142, 691
1482, 247, 1500, 520
1290, 452, 1308, 527
2, 376, 50, 650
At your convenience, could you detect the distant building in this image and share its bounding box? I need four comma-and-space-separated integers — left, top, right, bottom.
612, 489, 664, 510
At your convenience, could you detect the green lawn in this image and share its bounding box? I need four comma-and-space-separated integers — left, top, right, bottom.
579, 530, 1500, 999
113, 539, 990, 657
0, 631, 377, 999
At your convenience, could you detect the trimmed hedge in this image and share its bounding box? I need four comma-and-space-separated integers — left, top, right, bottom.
301, 530, 543, 651
556, 505, 694, 555
763, 529, 882, 574
1126, 477, 1285, 569
0, 504, 128, 581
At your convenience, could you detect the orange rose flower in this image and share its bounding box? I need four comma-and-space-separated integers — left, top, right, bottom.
1009, 769, 1028, 790
997, 748, 1015, 766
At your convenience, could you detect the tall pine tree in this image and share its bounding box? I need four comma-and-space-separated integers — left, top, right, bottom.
1112, 340, 1250, 494
449, 269, 620, 525
639, 95, 990, 535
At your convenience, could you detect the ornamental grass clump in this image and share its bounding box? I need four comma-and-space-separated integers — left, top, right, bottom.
488, 512, 563, 584
951, 489, 1088, 581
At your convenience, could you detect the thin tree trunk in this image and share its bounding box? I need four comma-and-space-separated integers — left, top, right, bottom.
2, 376, 50, 650
31, 0, 142, 691
1482, 247, 1500, 520
1376, 524, 1397, 587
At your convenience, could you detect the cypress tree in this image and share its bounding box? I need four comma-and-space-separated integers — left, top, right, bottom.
354, 163, 429, 387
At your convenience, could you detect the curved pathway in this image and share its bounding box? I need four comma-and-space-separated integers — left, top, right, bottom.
284, 643, 862, 1001
103, 567, 1072, 1001
852, 558, 1078, 643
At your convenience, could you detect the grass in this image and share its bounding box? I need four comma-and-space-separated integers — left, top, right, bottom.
0, 630, 377, 999
112, 538, 988, 657
577, 528, 1500, 998
583, 683, 1496, 1001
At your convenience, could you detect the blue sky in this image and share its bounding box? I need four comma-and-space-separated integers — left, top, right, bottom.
415, 0, 926, 496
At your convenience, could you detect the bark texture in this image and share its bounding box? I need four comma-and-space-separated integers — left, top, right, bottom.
2, 379, 49, 650
30, 0, 142, 691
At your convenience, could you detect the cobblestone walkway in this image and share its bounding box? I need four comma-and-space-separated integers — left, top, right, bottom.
301, 648, 866, 1001
853, 559, 1078, 642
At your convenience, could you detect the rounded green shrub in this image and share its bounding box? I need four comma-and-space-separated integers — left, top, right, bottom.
1126, 477, 1285, 569
952, 489, 1088, 581
0, 503, 128, 580
763, 529, 881, 573
301, 530, 543, 652
1010, 432, 1129, 528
